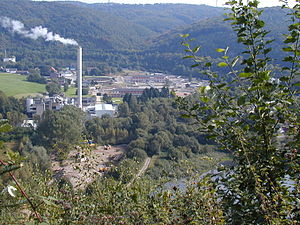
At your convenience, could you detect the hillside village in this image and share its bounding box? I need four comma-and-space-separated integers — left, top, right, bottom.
1, 53, 208, 122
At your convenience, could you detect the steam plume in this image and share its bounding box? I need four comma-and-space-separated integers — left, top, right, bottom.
0, 16, 78, 46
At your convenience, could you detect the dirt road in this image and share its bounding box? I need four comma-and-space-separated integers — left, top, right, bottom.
126, 157, 151, 188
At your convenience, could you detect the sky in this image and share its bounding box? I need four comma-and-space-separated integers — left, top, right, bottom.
34, 0, 298, 8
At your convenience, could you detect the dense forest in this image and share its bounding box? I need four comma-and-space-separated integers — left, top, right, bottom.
0, 0, 291, 77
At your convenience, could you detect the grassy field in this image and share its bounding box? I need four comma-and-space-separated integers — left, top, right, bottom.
64, 86, 93, 97
112, 97, 123, 104
0, 73, 46, 98
65, 86, 77, 97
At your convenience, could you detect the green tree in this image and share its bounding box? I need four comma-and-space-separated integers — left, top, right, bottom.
0, 91, 25, 118
27, 69, 47, 84
0, 91, 11, 117
128, 95, 139, 112
46, 82, 61, 97
118, 102, 130, 117
128, 148, 148, 161
89, 68, 101, 76
36, 106, 85, 155
63, 83, 69, 92
179, 0, 300, 224
102, 93, 112, 104
7, 111, 27, 126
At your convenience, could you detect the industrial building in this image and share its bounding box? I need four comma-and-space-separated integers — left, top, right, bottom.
26, 96, 75, 117
25, 46, 116, 119
85, 104, 116, 118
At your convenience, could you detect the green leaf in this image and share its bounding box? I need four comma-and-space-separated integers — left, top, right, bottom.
191, 104, 200, 111
182, 55, 193, 59
284, 36, 297, 43
204, 62, 212, 67
237, 96, 246, 106
217, 62, 228, 67
181, 43, 190, 47
0, 123, 12, 133
263, 48, 272, 55
191, 63, 200, 68
198, 86, 206, 94
283, 47, 294, 52
216, 48, 225, 53
180, 34, 190, 38
192, 46, 200, 53
283, 56, 294, 62
0, 165, 21, 176
255, 20, 265, 28
217, 83, 226, 89
239, 72, 252, 78
181, 114, 190, 118
231, 56, 239, 67
279, 76, 289, 82
292, 82, 300, 87
200, 96, 210, 103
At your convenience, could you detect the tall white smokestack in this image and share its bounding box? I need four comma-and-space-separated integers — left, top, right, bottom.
77, 46, 82, 109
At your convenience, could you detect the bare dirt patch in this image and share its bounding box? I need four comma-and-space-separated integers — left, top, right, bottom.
52, 145, 126, 190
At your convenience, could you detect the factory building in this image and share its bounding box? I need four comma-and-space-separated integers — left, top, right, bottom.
85, 104, 116, 118
26, 96, 76, 117
24, 46, 116, 119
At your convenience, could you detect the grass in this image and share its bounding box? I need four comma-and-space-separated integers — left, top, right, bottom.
64, 86, 93, 97
112, 97, 123, 104
65, 86, 77, 97
0, 73, 46, 98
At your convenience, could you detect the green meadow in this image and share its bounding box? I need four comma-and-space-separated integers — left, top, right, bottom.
65, 86, 77, 97
0, 73, 46, 98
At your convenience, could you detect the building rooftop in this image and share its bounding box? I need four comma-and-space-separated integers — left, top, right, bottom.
95, 104, 114, 111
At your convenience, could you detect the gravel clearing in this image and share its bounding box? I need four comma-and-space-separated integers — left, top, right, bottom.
52, 145, 126, 190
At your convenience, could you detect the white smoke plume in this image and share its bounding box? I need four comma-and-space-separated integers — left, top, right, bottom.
0, 16, 78, 46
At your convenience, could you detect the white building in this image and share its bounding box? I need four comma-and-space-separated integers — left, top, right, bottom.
61, 70, 77, 84
21, 120, 37, 130
3, 56, 16, 63
26, 96, 76, 117
5, 68, 17, 73
86, 104, 116, 118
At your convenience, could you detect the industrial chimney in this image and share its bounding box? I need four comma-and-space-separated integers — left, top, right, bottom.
77, 46, 82, 109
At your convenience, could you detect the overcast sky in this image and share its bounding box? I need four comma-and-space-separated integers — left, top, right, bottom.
34, 0, 297, 8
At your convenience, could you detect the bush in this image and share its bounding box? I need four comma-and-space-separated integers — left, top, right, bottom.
128, 148, 148, 161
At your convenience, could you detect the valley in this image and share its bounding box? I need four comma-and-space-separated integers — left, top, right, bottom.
0, 1, 298, 224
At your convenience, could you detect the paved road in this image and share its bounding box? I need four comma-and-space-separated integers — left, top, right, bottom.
127, 157, 151, 188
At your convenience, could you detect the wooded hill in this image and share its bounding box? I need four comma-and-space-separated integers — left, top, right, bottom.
0, 0, 290, 76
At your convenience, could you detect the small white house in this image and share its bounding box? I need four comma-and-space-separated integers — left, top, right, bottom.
5, 68, 17, 73
3, 56, 16, 63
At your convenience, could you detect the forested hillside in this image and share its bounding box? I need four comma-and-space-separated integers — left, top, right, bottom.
76, 3, 224, 33
0, 0, 153, 50
150, 7, 288, 55
0, 0, 290, 76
